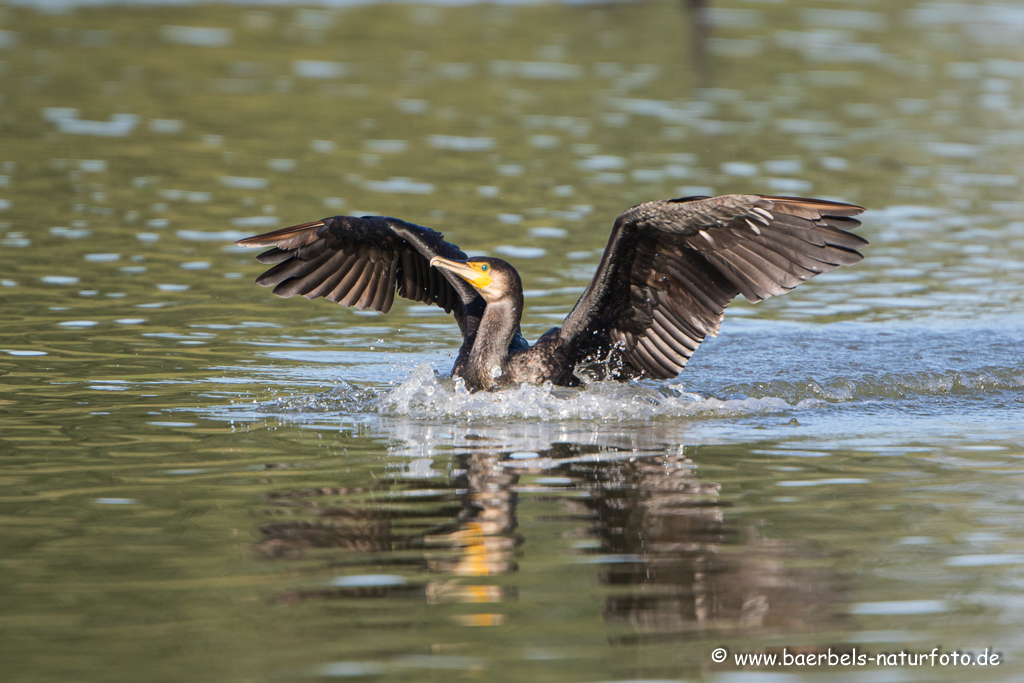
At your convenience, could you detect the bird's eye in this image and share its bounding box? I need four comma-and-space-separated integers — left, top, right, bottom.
480, 264, 489, 272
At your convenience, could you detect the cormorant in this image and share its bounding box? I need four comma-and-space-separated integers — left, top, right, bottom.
236, 194, 866, 391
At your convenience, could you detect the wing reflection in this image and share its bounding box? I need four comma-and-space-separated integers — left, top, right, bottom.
558, 450, 848, 639
252, 427, 847, 636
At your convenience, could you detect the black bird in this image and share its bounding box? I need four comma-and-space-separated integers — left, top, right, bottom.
236, 194, 866, 391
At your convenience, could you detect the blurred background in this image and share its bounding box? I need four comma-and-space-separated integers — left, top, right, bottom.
2, 1, 1023, 682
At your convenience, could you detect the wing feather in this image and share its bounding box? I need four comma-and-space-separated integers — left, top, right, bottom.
651, 310, 699, 354
236, 215, 480, 335
559, 194, 866, 381
349, 257, 380, 310
640, 332, 687, 375
304, 252, 358, 300
370, 253, 396, 312
380, 257, 398, 314
632, 338, 673, 379
335, 258, 370, 307
255, 247, 333, 288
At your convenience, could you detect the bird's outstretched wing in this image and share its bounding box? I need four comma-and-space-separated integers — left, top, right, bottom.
235, 215, 480, 335
558, 194, 867, 380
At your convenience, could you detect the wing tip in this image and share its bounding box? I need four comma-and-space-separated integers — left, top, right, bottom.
234, 220, 327, 247
764, 195, 866, 218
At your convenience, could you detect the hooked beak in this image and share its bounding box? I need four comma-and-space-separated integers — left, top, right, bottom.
429, 256, 493, 290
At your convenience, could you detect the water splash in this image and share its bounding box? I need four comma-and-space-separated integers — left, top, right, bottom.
216, 360, 1024, 426
377, 365, 822, 422
264, 379, 382, 415
201, 348, 1024, 431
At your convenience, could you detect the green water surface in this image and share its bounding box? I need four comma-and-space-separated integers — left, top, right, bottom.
2, 1, 1024, 681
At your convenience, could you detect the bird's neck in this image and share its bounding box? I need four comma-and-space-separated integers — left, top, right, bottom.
466, 298, 522, 390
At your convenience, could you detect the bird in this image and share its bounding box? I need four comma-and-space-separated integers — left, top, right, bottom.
235, 194, 866, 392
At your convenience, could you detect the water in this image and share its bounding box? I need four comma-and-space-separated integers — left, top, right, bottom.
2, 0, 1024, 681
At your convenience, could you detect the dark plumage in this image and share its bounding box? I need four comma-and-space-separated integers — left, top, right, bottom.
235, 194, 866, 391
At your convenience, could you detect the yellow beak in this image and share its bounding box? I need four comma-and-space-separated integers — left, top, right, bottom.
429, 256, 493, 290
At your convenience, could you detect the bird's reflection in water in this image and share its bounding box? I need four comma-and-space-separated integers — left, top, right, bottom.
254, 444, 521, 615
559, 450, 847, 640
422, 450, 520, 626
254, 426, 846, 637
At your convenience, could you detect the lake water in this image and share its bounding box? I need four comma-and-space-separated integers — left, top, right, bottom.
2, 1, 1024, 681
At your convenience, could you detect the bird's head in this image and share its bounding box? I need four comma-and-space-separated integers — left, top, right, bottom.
429, 256, 518, 304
